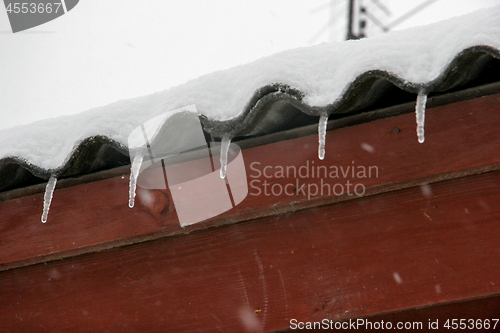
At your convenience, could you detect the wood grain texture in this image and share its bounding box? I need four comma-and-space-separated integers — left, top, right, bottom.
1, 170, 500, 332
278, 295, 500, 332
1, 93, 500, 271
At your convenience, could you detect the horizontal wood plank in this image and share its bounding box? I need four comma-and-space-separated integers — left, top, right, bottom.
1, 171, 500, 331
280, 295, 500, 332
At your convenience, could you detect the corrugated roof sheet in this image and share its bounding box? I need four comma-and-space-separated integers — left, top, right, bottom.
1, 45, 499, 193
2, 2, 500, 194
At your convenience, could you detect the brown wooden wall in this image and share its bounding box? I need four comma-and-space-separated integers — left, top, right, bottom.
1, 91, 500, 331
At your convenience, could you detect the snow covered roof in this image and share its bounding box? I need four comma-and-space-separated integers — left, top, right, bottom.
1, 6, 500, 193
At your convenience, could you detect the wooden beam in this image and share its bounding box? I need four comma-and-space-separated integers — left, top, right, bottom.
280, 295, 500, 332
1, 171, 500, 331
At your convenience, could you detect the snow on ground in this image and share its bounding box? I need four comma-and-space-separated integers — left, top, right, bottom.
1, 6, 499, 171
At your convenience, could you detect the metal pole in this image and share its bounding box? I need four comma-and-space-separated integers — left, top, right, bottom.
347, 0, 356, 40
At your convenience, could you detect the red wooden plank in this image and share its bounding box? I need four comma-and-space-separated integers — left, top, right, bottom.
281, 295, 500, 332
1, 93, 500, 271
364, 295, 500, 330
1, 171, 500, 332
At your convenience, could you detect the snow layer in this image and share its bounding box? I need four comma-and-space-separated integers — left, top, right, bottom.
1, 6, 499, 171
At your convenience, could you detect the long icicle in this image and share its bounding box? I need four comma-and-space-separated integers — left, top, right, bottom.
318, 114, 329, 160
415, 90, 428, 143
128, 149, 144, 208
220, 136, 231, 179
41, 175, 57, 223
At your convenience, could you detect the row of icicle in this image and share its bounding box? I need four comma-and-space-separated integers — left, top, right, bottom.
40, 90, 428, 222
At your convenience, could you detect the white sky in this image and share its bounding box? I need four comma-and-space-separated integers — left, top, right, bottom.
0, 0, 498, 130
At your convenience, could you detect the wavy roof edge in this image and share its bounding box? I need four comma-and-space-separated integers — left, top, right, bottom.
201, 45, 500, 137
3, 7, 500, 170
3, 1, 500, 192
0, 44, 499, 193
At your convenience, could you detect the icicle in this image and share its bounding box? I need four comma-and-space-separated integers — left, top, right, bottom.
128, 150, 144, 208
415, 90, 428, 143
318, 114, 328, 160
220, 136, 231, 179
41, 175, 57, 223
